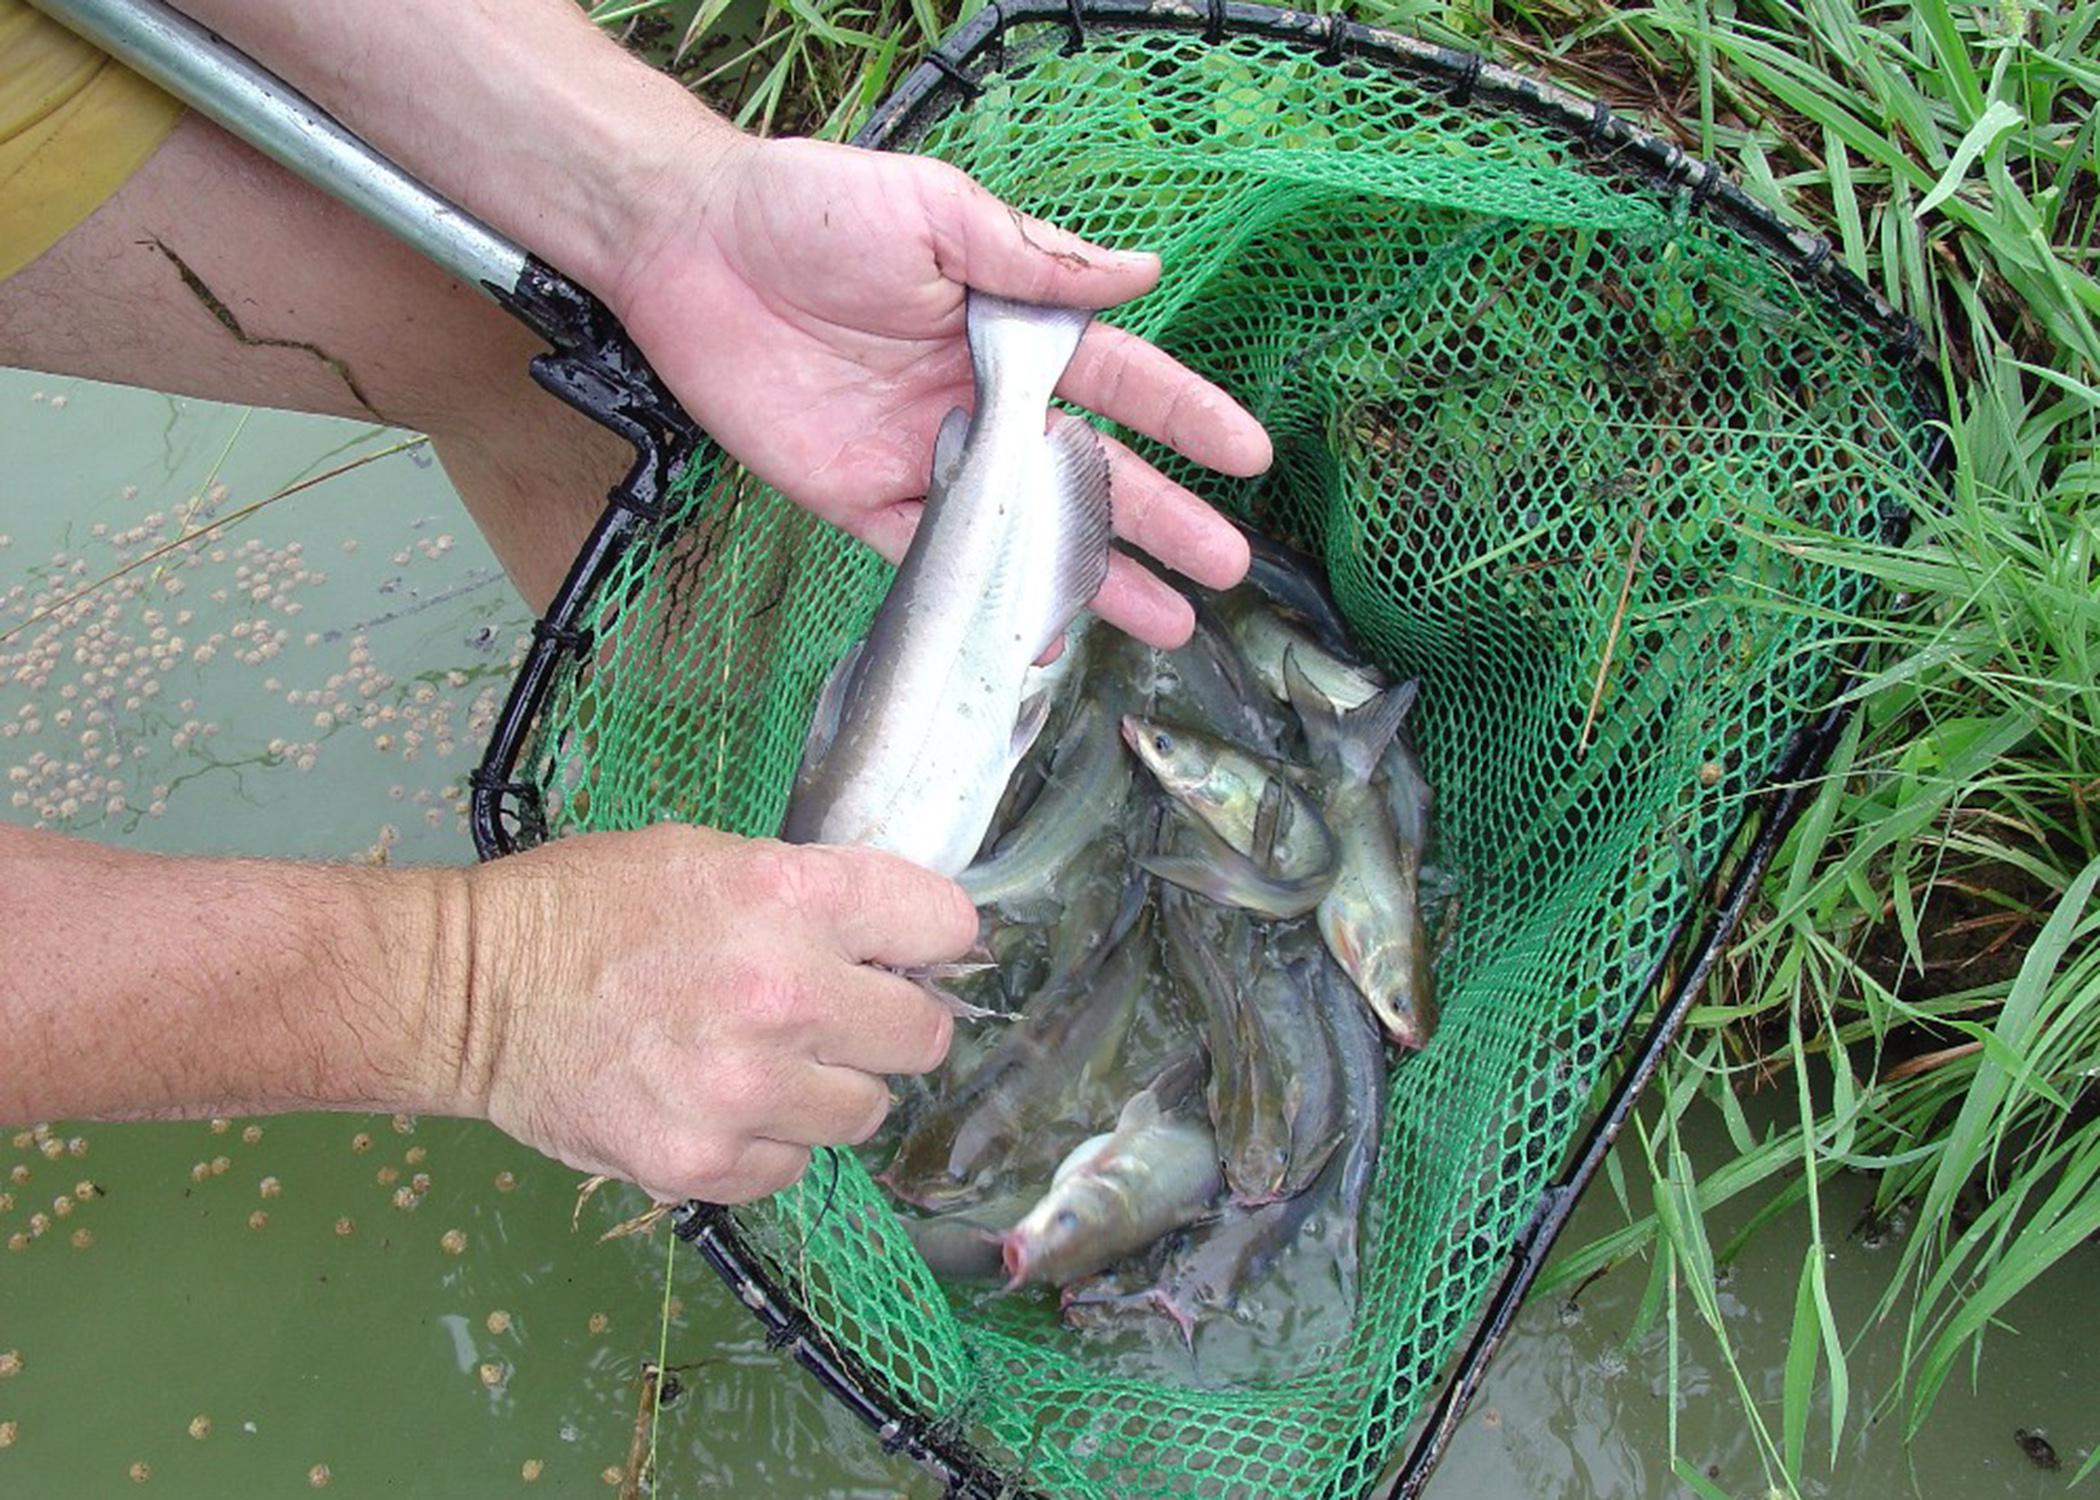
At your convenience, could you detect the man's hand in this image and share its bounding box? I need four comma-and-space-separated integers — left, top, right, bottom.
456, 825, 975, 1203
0, 823, 972, 1205
606, 136, 1272, 649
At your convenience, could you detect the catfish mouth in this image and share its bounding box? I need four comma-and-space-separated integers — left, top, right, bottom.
878, 1163, 977, 1212
1370, 993, 1429, 1052
999, 1233, 1030, 1290
1118, 715, 1145, 756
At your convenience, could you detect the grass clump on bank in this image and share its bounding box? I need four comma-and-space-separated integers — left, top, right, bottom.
1469, 1, 2099, 1490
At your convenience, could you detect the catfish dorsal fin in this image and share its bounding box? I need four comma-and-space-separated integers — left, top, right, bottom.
1283, 646, 1343, 771
1032, 416, 1115, 657
931, 406, 969, 493
1010, 688, 1052, 760
1118, 1087, 1163, 1134
1147, 1051, 1208, 1114
795, 640, 864, 780
1286, 647, 1417, 782
1340, 678, 1419, 782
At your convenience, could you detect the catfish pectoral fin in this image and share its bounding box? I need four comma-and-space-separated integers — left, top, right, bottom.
1282, 1126, 1346, 1199
1137, 850, 1332, 920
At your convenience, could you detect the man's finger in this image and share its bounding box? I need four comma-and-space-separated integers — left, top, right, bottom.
1089, 550, 1196, 649
807, 968, 955, 1078
796, 843, 978, 968
712, 1140, 815, 1204
765, 1063, 895, 1148
1060, 323, 1273, 479
1096, 433, 1252, 591
639, 1138, 813, 1205
927, 165, 1163, 310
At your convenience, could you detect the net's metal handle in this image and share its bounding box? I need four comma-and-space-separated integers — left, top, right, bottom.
26, 0, 696, 452
27, 0, 532, 301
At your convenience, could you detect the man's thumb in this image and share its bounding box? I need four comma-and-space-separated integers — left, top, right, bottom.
927, 162, 1160, 309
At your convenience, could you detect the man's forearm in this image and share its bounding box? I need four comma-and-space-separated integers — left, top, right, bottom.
169, 0, 742, 304
0, 825, 471, 1125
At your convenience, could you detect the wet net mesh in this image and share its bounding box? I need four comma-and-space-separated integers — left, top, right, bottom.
500, 15, 1934, 1497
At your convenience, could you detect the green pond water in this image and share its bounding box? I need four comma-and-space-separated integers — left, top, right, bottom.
0, 367, 2091, 1497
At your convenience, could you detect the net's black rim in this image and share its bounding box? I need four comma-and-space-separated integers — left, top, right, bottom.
468, 7, 1950, 1496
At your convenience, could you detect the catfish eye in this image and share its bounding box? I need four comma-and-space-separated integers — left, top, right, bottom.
1151, 731, 1175, 756
1052, 1209, 1081, 1235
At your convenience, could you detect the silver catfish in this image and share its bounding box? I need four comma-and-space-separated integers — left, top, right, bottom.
1286, 650, 1438, 1049
1000, 1055, 1220, 1289
783, 293, 1114, 876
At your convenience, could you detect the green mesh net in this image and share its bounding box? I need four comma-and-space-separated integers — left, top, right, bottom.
496, 14, 1935, 1497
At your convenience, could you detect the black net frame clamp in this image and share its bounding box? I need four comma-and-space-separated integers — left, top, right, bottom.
468, 259, 701, 862
456, 4, 1951, 1496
